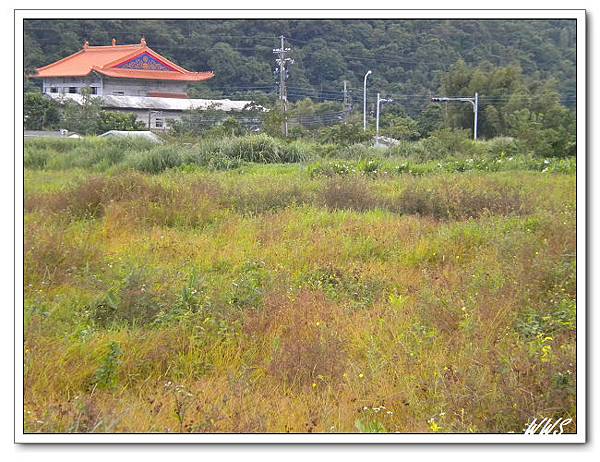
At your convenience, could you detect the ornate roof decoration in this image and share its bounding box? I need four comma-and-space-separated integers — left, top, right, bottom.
116, 52, 177, 72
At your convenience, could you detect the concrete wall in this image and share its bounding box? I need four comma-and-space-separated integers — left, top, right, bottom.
102, 78, 187, 96
43, 76, 103, 95
109, 108, 183, 130
42, 75, 188, 97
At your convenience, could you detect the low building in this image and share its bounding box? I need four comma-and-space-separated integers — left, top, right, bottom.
24, 129, 80, 139
46, 93, 262, 130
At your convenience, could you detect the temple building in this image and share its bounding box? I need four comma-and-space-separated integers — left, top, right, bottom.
32, 38, 259, 129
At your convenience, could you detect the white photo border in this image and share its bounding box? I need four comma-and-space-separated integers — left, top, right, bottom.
13, 8, 587, 444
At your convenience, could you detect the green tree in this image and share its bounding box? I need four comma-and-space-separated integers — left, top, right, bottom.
97, 112, 145, 132
61, 90, 102, 135
24, 93, 61, 130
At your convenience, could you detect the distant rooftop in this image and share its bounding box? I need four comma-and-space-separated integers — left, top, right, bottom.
32, 37, 214, 82
99, 130, 163, 143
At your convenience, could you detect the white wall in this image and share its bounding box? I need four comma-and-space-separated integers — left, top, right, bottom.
43, 76, 103, 95
102, 78, 187, 96
42, 76, 188, 97
109, 108, 182, 129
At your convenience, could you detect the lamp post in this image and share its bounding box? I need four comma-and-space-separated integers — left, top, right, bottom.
431, 92, 479, 140
363, 70, 372, 131
375, 93, 393, 140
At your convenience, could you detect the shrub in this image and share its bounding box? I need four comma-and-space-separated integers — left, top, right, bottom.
228, 182, 309, 214
223, 134, 283, 163
227, 260, 270, 309
128, 146, 184, 173
484, 137, 520, 158
281, 140, 314, 163
97, 111, 145, 132
25, 173, 167, 219
24, 218, 100, 285
24, 92, 61, 130
319, 176, 379, 211
251, 291, 347, 387
92, 342, 123, 390
91, 269, 169, 327
419, 128, 476, 159
24, 148, 50, 169
318, 122, 373, 146
395, 176, 529, 219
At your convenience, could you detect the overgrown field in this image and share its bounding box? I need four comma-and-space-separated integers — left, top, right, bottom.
24, 138, 577, 433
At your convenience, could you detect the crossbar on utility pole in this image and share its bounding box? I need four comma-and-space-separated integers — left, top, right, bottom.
431, 92, 479, 140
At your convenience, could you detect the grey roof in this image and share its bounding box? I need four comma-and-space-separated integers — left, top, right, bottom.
99, 130, 163, 143
24, 130, 78, 138
47, 93, 264, 112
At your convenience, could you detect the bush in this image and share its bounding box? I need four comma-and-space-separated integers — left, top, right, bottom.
24, 148, 50, 169
319, 176, 379, 211
318, 122, 374, 146
128, 146, 184, 173
24, 92, 61, 130
221, 134, 310, 163
91, 269, 169, 327
222, 134, 282, 163
247, 291, 347, 387
97, 112, 145, 132
420, 128, 476, 159
395, 176, 530, 219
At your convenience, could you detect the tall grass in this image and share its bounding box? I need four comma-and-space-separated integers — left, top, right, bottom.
23, 137, 576, 434
25, 134, 576, 176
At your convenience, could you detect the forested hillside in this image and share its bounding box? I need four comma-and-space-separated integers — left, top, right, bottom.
24, 19, 576, 103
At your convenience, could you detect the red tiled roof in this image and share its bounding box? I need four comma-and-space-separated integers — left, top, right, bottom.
32, 40, 214, 82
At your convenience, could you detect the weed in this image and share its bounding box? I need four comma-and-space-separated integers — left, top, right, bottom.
319, 176, 379, 212
92, 341, 123, 390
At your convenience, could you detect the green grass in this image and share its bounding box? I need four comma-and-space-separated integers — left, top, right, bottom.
23, 138, 577, 434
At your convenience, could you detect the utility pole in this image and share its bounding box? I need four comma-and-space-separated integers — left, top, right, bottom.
273, 35, 293, 137
431, 92, 479, 140
375, 93, 393, 140
473, 92, 478, 140
343, 80, 351, 124
363, 70, 372, 131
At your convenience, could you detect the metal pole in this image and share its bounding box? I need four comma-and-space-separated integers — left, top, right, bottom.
473, 92, 478, 141
279, 36, 288, 137
431, 94, 480, 141
363, 70, 372, 131
279, 36, 285, 105
343, 81, 348, 124
376, 93, 381, 138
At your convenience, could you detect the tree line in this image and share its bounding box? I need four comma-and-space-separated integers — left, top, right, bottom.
23, 19, 576, 155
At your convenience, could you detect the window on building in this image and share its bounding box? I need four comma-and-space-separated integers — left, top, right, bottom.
68, 87, 77, 94
89, 87, 98, 95
154, 118, 164, 129
49, 87, 58, 93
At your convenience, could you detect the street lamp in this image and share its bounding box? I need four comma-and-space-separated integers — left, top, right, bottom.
431, 92, 479, 140
363, 70, 372, 131
375, 93, 393, 139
